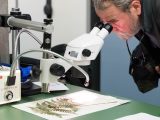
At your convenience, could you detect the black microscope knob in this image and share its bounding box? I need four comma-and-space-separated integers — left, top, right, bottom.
31, 65, 41, 78
50, 63, 65, 76
82, 49, 91, 57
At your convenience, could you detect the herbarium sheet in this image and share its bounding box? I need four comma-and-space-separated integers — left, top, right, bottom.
13, 90, 129, 120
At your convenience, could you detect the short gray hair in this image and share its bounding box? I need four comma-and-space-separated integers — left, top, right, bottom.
92, 0, 132, 11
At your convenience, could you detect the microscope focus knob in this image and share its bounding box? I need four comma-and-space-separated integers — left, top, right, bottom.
50, 63, 65, 76
5, 91, 13, 100
32, 65, 41, 78
82, 49, 91, 57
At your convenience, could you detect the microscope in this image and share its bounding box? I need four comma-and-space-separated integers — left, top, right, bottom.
0, 0, 112, 105
0, 19, 112, 105
39, 22, 112, 92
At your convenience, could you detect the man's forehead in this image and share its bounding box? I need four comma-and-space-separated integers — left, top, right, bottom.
96, 7, 119, 21
96, 3, 126, 21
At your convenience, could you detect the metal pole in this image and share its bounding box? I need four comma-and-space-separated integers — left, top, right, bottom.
15, 0, 19, 8
8, 17, 54, 34
10, 8, 21, 69
12, 30, 20, 69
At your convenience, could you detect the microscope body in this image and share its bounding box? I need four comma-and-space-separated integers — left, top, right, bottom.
64, 33, 104, 65
39, 23, 112, 92
64, 23, 112, 65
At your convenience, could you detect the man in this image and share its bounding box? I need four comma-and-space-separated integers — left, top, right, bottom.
92, 0, 160, 92
92, 0, 160, 62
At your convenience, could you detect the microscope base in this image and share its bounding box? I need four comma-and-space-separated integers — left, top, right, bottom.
21, 81, 41, 96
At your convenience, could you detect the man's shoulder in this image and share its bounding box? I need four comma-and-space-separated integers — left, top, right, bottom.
141, 0, 160, 14
141, 0, 160, 44
142, 0, 160, 19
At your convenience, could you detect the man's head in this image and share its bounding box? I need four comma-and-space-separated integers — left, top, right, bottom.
92, 0, 141, 40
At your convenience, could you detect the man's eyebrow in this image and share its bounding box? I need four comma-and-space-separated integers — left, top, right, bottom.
107, 16, 117, 20
103, 16, 117, 23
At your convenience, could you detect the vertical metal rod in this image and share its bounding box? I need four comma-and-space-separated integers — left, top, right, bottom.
15, 0, 19, 8
12, 30, 20, 69
10, 7, 21, 69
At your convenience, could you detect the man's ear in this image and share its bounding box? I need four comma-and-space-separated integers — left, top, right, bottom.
130, 0, 141, 15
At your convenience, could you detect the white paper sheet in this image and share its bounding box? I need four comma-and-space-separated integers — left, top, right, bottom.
116, 113, 160, 120
13, 90, 129, 120
33, 81, 69, 91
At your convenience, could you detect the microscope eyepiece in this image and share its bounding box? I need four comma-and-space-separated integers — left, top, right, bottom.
103, 23, 113, 33
90, 21, 104, 35
97, 23, 112, 39
94, 21, 104, 29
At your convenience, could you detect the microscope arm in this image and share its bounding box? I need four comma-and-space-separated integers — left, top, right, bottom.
7, 17, 54, 34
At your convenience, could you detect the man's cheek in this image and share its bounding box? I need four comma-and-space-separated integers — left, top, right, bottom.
114, 23, 129, 32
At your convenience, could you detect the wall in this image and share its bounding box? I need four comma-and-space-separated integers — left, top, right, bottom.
8, 0, 90, 58
101, 33, 160, 106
